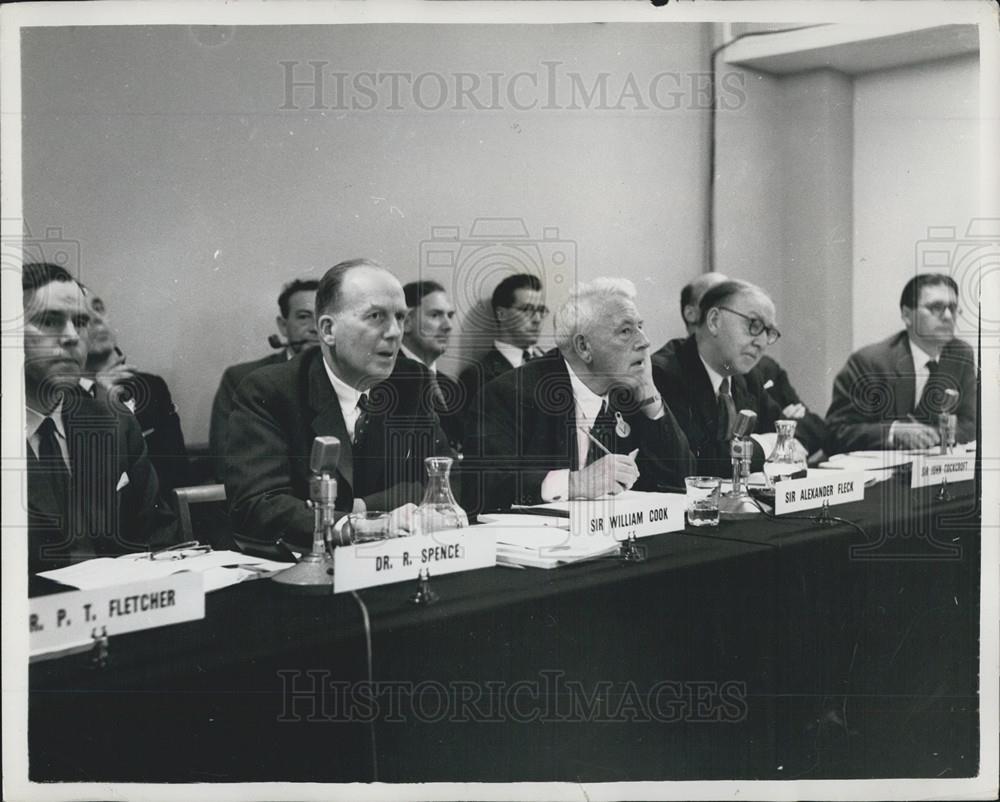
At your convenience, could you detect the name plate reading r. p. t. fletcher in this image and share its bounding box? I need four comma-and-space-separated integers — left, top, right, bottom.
569, 492, 687, 540
774, 470, 866, 515
910, 454, 975, 489
29, 573, 205, 661
333, 529, 497, 593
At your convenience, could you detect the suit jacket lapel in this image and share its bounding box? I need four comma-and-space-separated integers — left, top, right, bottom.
307, 353, 355, 492
893, 336, 916, 416
683, 338, 718, 444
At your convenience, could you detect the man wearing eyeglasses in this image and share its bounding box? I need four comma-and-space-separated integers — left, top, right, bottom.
826, 273, 975, 452
652, 279, 822, 478
22, 263, 179, 576
458, 273, 548, 412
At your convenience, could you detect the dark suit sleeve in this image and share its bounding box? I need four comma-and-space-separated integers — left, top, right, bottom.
210, 367, 240, 482
225, 371, 314, 544
118, 413, 180, 552
766, 362, 800, 408
463, 376, 552, 513
136, 373, 189, 493
951, 343, 978, 444
630, 405, 696, 492
825, 351, 892, 453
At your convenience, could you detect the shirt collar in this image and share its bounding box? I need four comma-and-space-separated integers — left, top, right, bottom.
494, 339, 530, 368
697, 350, 728, 396
78, 377, 95, 395
564, 358, 607, 421
322, 356, 364, 408
26, 399, 66, 443
908, 337, 938, 369
400, 343, 436, 372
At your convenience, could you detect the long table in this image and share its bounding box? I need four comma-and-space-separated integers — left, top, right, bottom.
28, 474, 980, 783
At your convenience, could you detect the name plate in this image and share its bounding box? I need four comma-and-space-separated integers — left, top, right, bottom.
29, 573, 204, 661
774, 470, 865, 515
334, 529, 497, 593
569, 492, 686, 540
910, 454, 975, 489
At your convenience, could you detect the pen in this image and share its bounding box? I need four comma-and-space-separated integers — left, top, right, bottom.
581, 427, 612, 456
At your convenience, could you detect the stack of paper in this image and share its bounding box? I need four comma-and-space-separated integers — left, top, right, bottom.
476, 515, 619, 569
38, 550, 290, 593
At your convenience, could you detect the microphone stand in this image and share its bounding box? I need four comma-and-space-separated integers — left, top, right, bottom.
719, 414, 760, 519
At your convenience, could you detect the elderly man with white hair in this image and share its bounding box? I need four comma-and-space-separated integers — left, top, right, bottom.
462, 278, 694, 515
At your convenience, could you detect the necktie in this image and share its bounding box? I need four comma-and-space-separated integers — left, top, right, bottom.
584, 401, 615, 468
717, 376, 737, 442
915, 359, 940, 421
429, 372, 447, 413
522, 349, 535, 364
354, 393, 370, 446
35, 417, 70, 513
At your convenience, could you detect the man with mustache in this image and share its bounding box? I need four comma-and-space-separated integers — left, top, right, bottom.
226, 260, 453, 546
210, 278, 318, 480
652, 280, 819, 477
22, 263, 177, 575
826, 273, 976, 452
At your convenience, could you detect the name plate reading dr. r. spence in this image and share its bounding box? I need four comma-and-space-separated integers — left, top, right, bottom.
334, 529, 497, 593
29, 573, 205, 661
774, 470, 866, 515
569, 492, 686, 540
910, 454, 975, 489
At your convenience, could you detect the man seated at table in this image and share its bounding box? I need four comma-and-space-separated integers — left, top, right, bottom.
826, 272, 976, 453
464, 278, 694, 514
22, 263, 178, 574
400, 279, 464, 450
79, 289, 190, 492
226, 259, 453, 546
651, 279, 820, 478
458, 273, 548, 411
210, 278, 318, 480
657, 271, 829, 460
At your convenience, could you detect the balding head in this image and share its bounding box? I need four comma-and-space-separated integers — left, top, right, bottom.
681, 272, 728, 332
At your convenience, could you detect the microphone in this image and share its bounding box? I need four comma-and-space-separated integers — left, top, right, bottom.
270, 435, 342, 592
938, 389, 960, 455
731, 409, 757, 440
269, 334, 317, 350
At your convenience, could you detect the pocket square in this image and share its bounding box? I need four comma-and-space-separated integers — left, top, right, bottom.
763, 379, 774, 390
116, 471, 131, 492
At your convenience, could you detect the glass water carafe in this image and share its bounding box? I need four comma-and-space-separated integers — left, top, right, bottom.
416, 456, 469, 534
763, 419, 807, 486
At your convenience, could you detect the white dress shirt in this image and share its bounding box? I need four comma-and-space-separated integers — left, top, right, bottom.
494, 339, 542, 369
540, 360, 609, 502
26, 401, 71, 470
322, 358, 366, 442
400, 343, 437, 373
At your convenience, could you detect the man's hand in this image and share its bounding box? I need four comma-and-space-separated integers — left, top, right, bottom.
569, 449, 639, 499
892, 421, 940, 450
781, 402, 807, 419
387, 503, 419, 536
620, 353, 664, 419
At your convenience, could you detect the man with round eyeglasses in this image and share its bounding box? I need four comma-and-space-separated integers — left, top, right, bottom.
826, 273, 976, 452
651, 280, 823, 478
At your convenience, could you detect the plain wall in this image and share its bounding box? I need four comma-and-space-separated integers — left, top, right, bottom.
22, 24, 712, 444
852, 54, 980, 353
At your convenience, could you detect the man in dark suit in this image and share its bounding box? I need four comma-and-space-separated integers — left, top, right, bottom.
652, 280, 821, 478
226, 260, 452, 547
826, 273, 976, 453
22, 263, 178, 574
209, 278, 318, 479
79, 291, 190, 493
464, 278, 694, 514
458, 273, 548, 412
400, 279, 464, 450
661, 271, 828, 456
